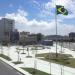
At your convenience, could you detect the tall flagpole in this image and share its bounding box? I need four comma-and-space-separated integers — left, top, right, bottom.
55, 5, 58, 58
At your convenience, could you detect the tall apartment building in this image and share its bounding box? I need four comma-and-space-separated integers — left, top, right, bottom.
0, 18, 15, 42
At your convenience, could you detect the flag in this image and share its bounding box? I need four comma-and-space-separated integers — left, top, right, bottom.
56, 5, 68, 15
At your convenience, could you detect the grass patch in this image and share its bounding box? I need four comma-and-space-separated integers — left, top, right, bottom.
26, 56, 32, 58
21, 52, 26, 54
13, 61, 23, 64
36, 53, 75, 68
0, 54, 11, 61
66, 58, 75, 68
31, 47, 41, 50
21, 68, 50, 75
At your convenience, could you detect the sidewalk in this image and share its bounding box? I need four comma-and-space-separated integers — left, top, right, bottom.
0, 44, 75, 75
0, 57, 32, 75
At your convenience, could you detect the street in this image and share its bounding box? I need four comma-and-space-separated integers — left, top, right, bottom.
0, 60, 24, 75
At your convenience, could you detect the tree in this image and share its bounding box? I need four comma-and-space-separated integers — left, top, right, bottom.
0, 42, 3, 54
16, 47, 20, 61
36, 33, 43, 43
22, 43, 26, 54
7, 43, 10, 57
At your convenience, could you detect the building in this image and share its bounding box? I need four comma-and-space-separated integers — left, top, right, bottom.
44, 35, 63, 41
69, 32, 75, 42
0, 18, 15, 43
44, 35, 70, 42
27, 34, 37, 45
69, 32, 75, 38
19, 32, 37, 45
41, 40, 53, 46
19, 31, 30, 45
10, 29, 19, 43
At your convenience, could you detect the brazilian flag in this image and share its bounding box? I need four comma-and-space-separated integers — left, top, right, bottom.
56, 5, 68, 15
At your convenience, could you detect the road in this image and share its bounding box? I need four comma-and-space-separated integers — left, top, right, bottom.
0, 60, 24, 75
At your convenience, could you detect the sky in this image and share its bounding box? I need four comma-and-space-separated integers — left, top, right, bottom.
0, 0, 75, 35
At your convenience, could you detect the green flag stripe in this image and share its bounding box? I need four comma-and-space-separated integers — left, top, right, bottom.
57, 7, 67, 14
56, 5, 68, 15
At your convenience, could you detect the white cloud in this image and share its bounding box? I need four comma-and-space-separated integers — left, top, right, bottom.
38, 0, 75, 19
17, 9, 28, 17
45, 2, 54, 10
0, 16, 3, 20
32, 0, 40, 6
5, 9, 28, 24
0, 8, 75, 35
57, 23, 75, 35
